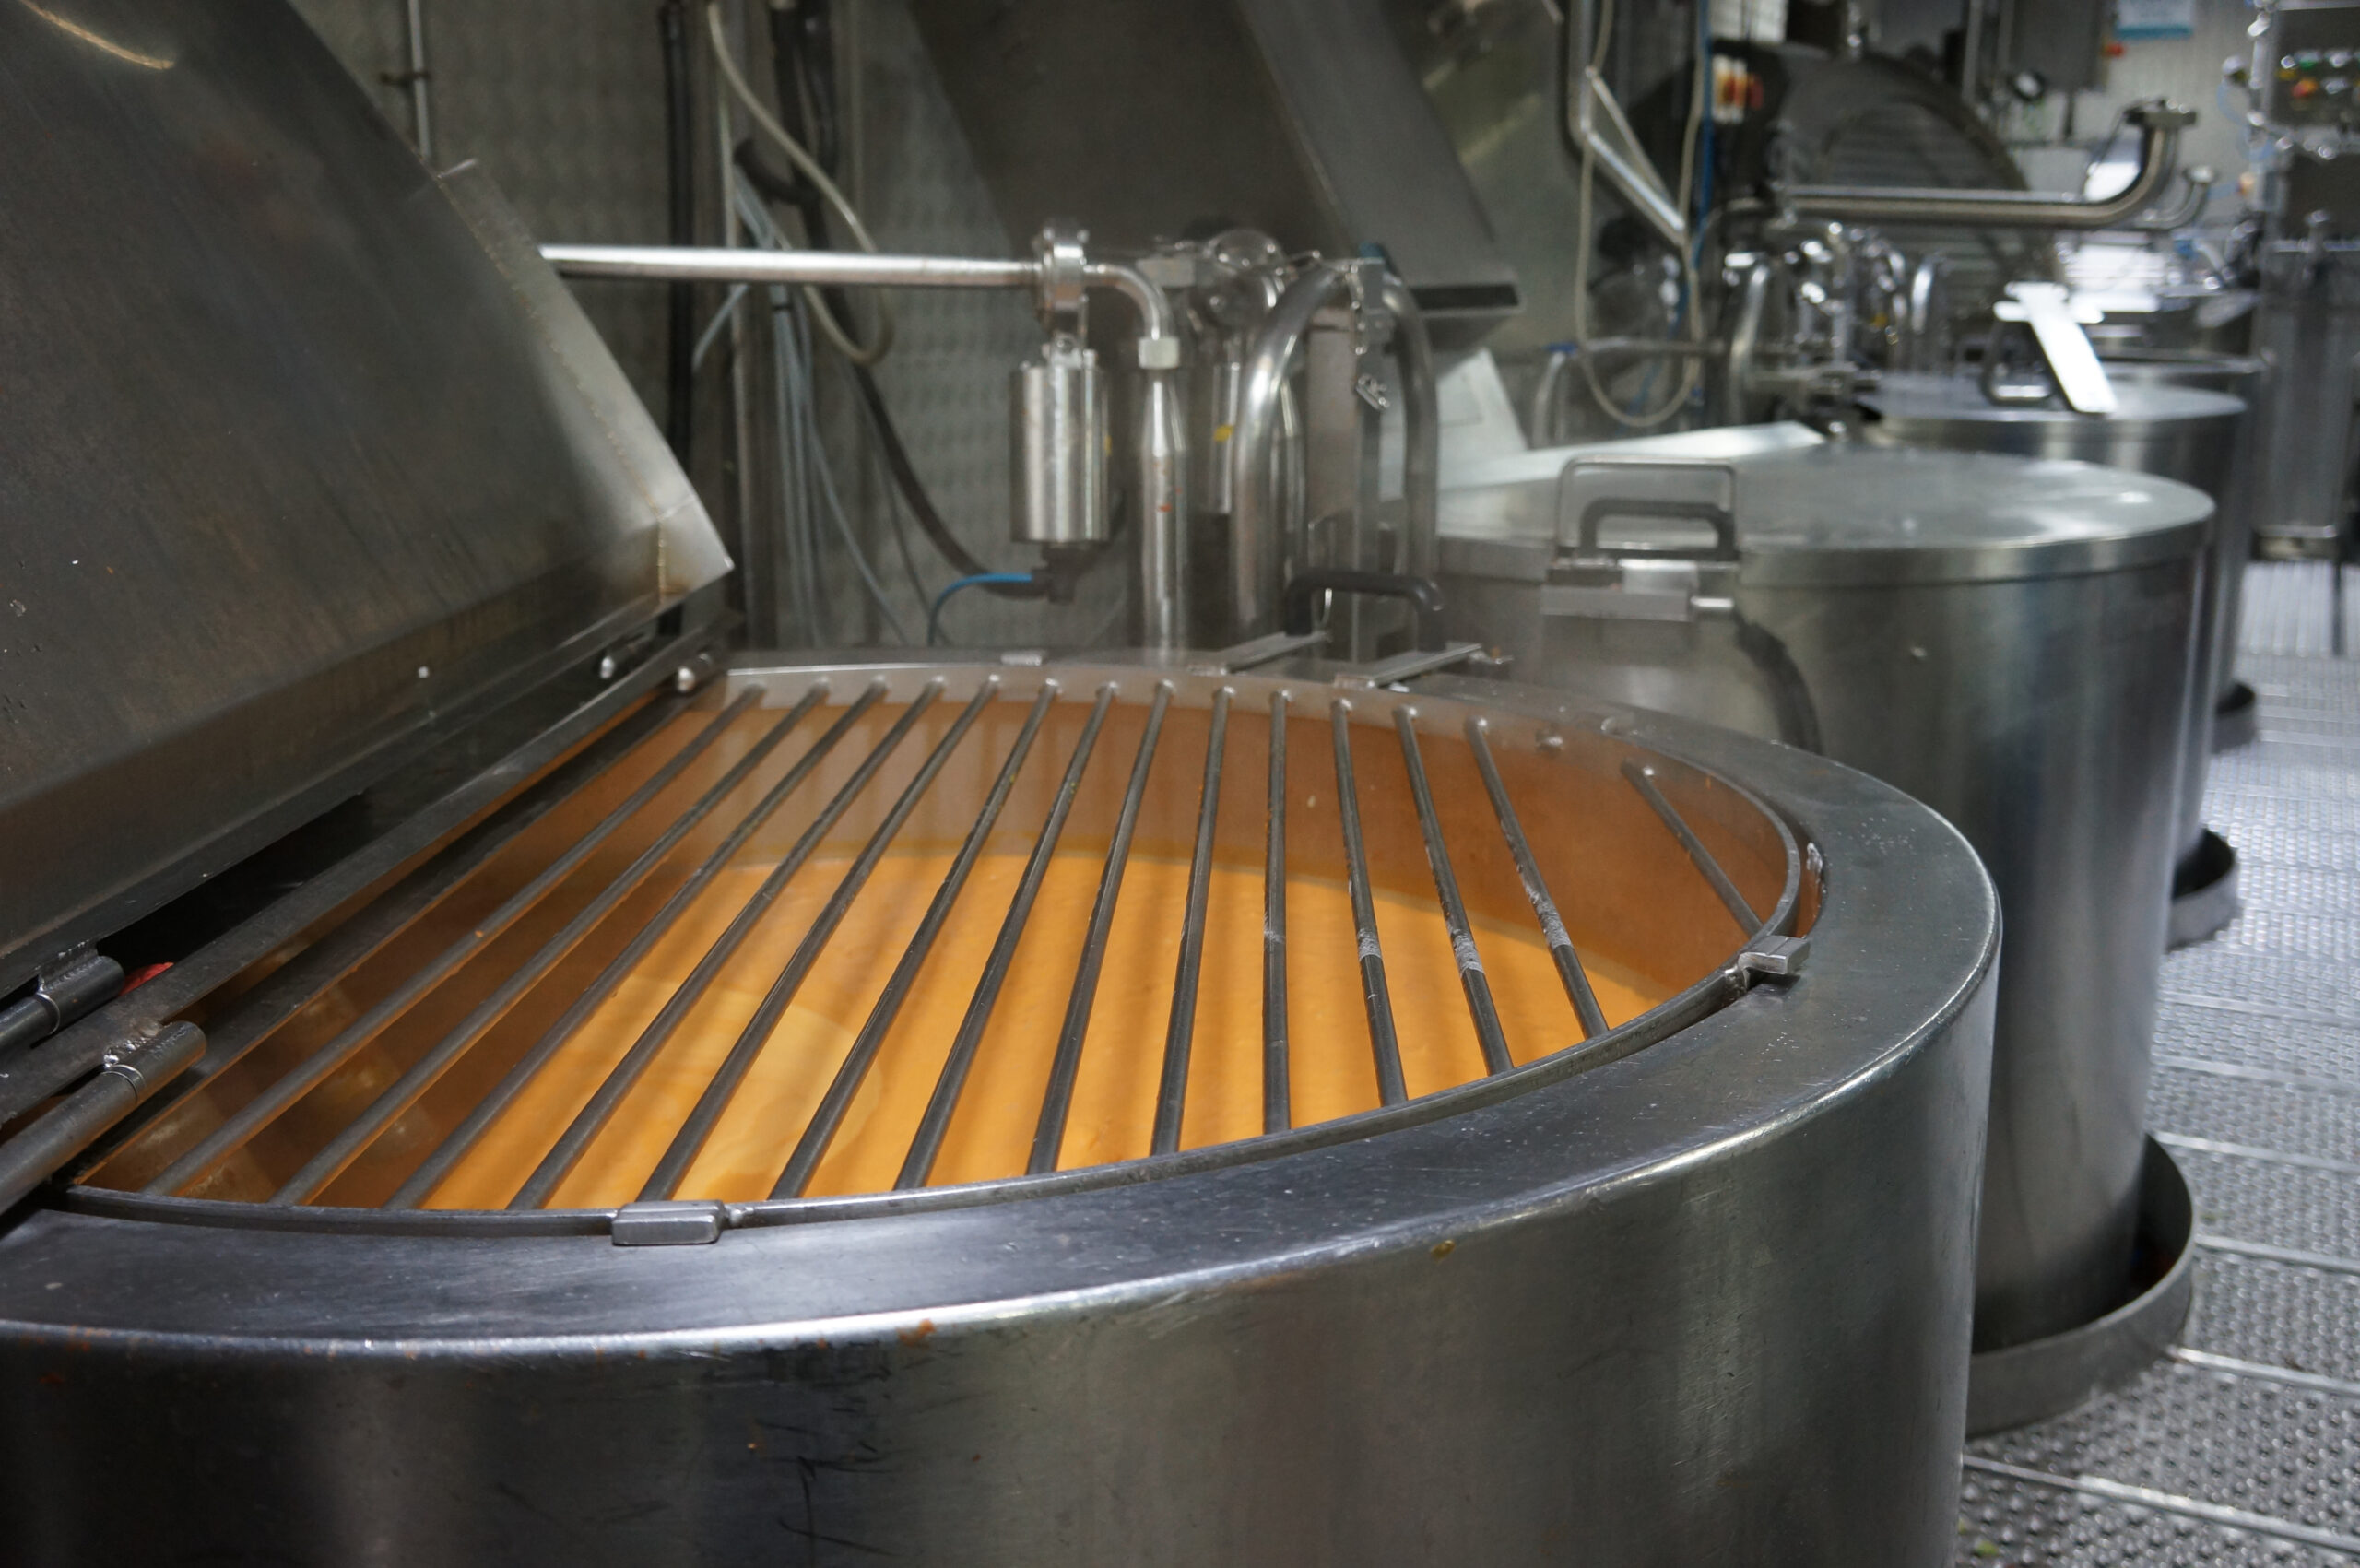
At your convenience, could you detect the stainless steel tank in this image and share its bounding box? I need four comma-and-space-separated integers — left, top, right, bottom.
1857, 372, 2244, 944
2099, 351, 2269, 752
2250, 244, 2360, 560
0, 659, 1998, 1567
1434, 439, 2207, 1373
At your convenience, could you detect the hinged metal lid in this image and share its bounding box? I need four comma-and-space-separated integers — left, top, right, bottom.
0, 1, 730, 990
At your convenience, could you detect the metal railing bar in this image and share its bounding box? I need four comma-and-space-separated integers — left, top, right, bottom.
770, 686, 1058, 1198
895, 686, 1117, 1190
1028, 682, 1174, 1175
1263, 690, 1291, 1134
1393, 711, 1512, 1076
1152, 686, 1232, 1156
142, 699, 717, 1197
639, 680, 977, 1200
506, 684, 889, 1209
1331, 700, 1407, 1106
1465, 718, 1610, 1039
270, 690, 798, 1205
387, 687, 832, 1208
1621, 760, 1760, 933
0, 631, 705, 1127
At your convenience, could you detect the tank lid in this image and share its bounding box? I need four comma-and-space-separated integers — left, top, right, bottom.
1859, 371, 2245, 426
1736, 446, 2213, 585
1436, 441, 2212, 587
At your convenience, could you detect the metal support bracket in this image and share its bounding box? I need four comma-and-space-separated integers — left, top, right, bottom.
1735, 935, 1811, 985
1991, 282, 2117, 414
611, 1199, 729, 1246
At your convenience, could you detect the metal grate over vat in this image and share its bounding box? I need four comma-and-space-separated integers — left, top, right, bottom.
43, 663, 1810, 1234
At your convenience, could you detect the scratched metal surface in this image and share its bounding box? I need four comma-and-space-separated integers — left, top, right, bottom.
1955, 565, 2360, 1563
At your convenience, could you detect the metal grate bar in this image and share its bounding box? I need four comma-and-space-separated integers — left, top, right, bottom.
1466, 718, 1611, 1038
1394, 710, 1513, 1076
770, 686, 1057, 1198
0, 627, 706, 1127
268, 690, 803, 1205
150, 767, 604, 1120
1331, 700, 1408, 1106
895, 686, 1117, 1190
143, 699, 720, 1197
1152, 686, 1232, 1156
639, 680, 984, 1200
387, 686, 833, 1208
505, 684, 889, 1209
1028, 682, 1174, 1175
1621, 759, 1760, 933
1263, 690, 1292, 1134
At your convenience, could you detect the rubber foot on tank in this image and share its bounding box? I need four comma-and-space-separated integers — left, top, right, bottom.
1966, 1139, 2194, 1437
2168, 830, 2239, 949
2212, 681, 2258, 752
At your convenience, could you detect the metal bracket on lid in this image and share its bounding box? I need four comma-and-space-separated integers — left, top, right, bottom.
1735, 935, 1811, 985
611, 1199, 728, 1246
1332, 643, 1485, 689
1990, 282, 2117, 415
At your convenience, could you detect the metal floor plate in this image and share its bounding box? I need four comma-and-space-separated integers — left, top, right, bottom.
1956, 562, 2360, 1563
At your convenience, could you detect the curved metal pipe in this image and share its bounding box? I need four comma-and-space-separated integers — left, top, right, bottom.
1379, 275, 1438, 579
1230, 265, 1351, 639
1780, 103, 2193, 230
542, 242, 1191, 648
1085, 263, 1189, 650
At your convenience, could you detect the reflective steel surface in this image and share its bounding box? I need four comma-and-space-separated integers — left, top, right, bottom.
1955, 595, 2360, 1561
1858, 372, 2240, 868
1438, 442, 2206, 1350
0, 660, 1997, 1567
0, 0, 729, 992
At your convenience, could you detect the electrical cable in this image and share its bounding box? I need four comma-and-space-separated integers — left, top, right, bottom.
928, 573, 1036, 646
836, 349, 938, 610
691, 283, 749, 371
704, 0, 892, 365
727, 4, 1044, 605
736, 173, 913, 643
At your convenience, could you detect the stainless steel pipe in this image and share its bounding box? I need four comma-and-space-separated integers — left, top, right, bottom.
1780, 102, 2193, 230
1228, 265, 1443, 640
539, 244, 1190, 647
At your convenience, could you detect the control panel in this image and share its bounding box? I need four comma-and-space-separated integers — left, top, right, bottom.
2259, 0, 2360, 130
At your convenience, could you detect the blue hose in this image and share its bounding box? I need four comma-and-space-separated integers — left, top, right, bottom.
926, 572, 1036, 646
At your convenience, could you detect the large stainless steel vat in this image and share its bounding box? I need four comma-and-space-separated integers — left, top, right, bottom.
0, 659, 1997, 1567
2250, 244, 2360, 560
1435, 440, 2207, 1362
2099, 352, 2270, 752
1856, 373, 2243, 943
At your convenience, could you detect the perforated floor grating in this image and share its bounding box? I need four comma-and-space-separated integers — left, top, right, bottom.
1954, 562, 2360, 1563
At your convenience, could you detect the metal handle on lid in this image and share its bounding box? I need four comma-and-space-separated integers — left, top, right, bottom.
1555, 459, 1740, 561
1282, 568, 1447, 652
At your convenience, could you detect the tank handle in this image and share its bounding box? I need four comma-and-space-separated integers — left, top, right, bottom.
1554, 458, 1739, 561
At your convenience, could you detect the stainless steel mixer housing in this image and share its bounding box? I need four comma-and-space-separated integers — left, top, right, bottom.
0, 660, 1998, 1567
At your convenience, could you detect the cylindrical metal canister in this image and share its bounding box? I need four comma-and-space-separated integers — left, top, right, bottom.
1437, 439, 2209, 1352
2098, 351, 2267, 745
1857, 373, 2241, 880
1009, 338, 1109, 548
